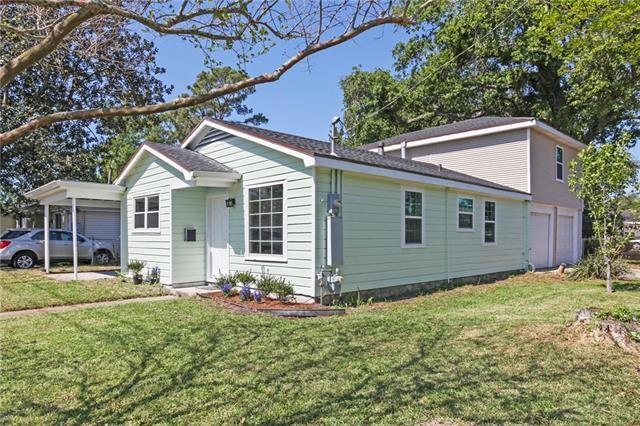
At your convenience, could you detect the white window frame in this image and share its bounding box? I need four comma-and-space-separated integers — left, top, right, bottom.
482, 199, 497, 246
243, 179, 288, 262
401, 187, 426, 248
456, 196, 475, 232
555, 145, 564, 182
133, 194, 160, 231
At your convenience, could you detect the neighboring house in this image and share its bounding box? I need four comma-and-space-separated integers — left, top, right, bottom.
1, 215, 17, 233
366, 117, 585, 269
102, 118, 531, 299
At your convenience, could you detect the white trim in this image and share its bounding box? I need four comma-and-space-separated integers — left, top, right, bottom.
309, 167, 317, 296
113, 143, 240, 186
132, 194, 160, 231
456, 196, 475, 232
529, 203, 556, 268
401, 186, 426, 248
555, 145, 565, 183
313, 156, 530, 201
25, 180, 125, 204
482, 199, 497, 246
243, 179, 288, 263
181, 119, 315, 167
373, 120, 586, 153
526, 128, 532, 194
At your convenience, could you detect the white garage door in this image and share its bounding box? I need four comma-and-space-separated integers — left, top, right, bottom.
81, 210, 120, 253
530, 212, 551, 268
557, 215, 575, 264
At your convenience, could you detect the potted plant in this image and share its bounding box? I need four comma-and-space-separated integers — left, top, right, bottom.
128, 259, 146, 284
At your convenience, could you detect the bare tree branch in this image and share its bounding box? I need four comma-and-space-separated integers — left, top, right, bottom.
0, 6, 97, 87
0, 12, 413, 146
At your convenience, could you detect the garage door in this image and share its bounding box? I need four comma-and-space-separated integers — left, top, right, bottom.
557, 215, 575, 264
530, 212, 551, 268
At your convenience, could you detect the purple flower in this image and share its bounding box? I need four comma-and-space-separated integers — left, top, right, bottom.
221, 283, 234, 296
252, 290, 263, 303
239, 285, 252, 301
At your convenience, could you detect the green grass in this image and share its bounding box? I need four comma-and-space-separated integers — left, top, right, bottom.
1, 273, 639, 424
0, 269, 165, 312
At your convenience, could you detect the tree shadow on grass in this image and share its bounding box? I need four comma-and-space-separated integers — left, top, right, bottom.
1, 300, 637, 424
613, 281, 640, 292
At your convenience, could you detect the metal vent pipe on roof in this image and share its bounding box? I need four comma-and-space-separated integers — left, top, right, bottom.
401, 141, 407, 158
330, 116, 341, 156
377, 142, 385, 155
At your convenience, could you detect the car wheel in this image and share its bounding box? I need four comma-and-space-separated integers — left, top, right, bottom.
95, 250, 112, 265
13, 252, 36, 269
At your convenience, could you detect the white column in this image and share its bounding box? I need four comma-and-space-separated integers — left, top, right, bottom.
44, 203, 50, 273
72, 197, 78, 280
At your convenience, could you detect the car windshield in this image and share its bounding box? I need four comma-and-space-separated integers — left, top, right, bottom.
1, 230, 30, 239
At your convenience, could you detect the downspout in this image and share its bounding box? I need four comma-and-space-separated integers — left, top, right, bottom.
445, 187, 450, 283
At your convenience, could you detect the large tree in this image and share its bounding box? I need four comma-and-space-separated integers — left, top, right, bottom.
0, 10, 168, 218
341, 0, 640, 146
0, 0, 419, 146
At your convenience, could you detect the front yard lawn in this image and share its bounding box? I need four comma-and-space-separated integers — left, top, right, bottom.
1, 273, 639, 424
0, 268, 165, 312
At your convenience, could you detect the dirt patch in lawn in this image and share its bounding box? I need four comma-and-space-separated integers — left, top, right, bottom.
199, 292, 345, 317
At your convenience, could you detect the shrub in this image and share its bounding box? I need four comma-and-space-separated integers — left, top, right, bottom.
235, 271, 256, 285
127, 259, 146, 275
567, 254, 630, 281
257, 274, 294, 301
239, 285, 252, 301
213, 271, 237, 289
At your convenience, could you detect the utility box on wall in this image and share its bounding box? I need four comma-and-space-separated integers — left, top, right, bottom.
327, 216, 343, 266
184, 228, 196, 242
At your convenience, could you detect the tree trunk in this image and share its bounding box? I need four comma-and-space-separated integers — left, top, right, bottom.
605, 256, 613, 293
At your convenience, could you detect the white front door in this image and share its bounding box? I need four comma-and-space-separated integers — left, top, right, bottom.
208, 196, 229, 280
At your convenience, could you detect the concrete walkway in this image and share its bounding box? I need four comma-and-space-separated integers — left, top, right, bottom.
48, 271, 117, 281
0, 295, 176, 319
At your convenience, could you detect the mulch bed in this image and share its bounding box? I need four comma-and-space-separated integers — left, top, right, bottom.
198, 292, 345, 317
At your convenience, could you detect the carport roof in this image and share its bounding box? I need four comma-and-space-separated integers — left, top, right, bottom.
25, 180, 124, 206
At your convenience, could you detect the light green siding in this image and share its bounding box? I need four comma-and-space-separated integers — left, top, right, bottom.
316, 169, 528, 292
124, 153, 184, 285
171, 187, 208, 284
196, 136, 314, 294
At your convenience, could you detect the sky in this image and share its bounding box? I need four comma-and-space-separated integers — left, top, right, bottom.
150, 28, 640, 161
151, 26, 409, 142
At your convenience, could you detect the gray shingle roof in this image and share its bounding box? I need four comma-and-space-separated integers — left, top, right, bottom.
144, 141, 236, 174
197, 118, 528, 195
364, 116, 534, 149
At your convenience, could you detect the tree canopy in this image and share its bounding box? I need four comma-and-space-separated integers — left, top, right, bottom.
341, 0, 640, 147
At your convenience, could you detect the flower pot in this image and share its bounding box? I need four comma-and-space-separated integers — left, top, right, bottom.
132, 274, 143, 285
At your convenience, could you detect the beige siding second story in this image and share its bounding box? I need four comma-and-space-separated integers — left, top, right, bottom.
530, 129, 581, 209
398, 129, 529, 193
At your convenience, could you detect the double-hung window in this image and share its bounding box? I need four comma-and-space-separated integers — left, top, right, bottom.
556, 146, 564, 182
457, 197, 474, 231
134, 195, 159, 229
483, 200, 496, 244
247, 182, 285, 258
402, 189, 424, 247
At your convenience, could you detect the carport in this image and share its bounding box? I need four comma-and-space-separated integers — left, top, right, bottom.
25, 181, 125, 280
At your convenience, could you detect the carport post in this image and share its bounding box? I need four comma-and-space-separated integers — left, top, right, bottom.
44, 203, 50, 273
72, 197, 78, 280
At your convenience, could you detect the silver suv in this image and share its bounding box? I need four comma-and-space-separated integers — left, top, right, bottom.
0, 228, 116, 269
